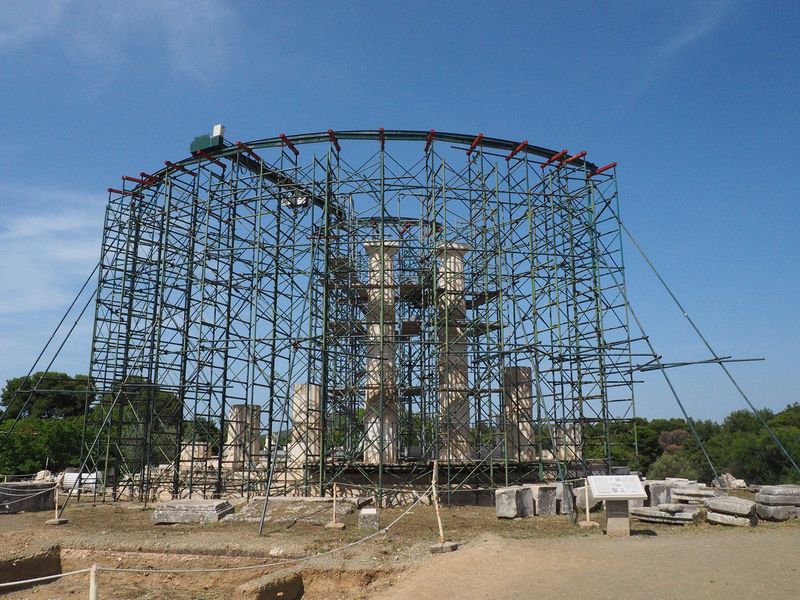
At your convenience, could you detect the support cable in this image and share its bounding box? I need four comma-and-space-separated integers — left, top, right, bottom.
620, 221, 800, 478
619, 289, 722, 484
0, 261, 99, 429
574, 191, 721, 483
57, 317, 163, 519
0, 262, 100, 440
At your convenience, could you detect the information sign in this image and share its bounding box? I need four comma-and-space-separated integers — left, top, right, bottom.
586, 475, 647, 500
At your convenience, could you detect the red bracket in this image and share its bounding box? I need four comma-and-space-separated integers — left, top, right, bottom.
541, 149, 568, 170
556, 150, 587, 169
506, 140, 528, 161
590, 162, 617, 177
193, 148, 226, 170
140, 172, 163, 186
379, 128, 385, 152
327, 129, 341, 153
107, 187, 141, 198
122, 175, 147, 185
279, 133, 299, 156
164, 160, 197, 177
466, 133, 484, 156
424, 129, 436, 153
236, 141, 262, 163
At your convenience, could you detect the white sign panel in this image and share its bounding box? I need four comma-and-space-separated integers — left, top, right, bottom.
587, 475, 647, 500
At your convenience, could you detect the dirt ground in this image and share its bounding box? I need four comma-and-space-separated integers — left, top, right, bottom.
0, 499, 798, 599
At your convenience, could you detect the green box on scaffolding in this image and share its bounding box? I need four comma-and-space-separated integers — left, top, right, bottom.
190, 134, 223, 154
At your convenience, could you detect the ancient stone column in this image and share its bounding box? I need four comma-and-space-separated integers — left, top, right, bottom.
553, 421, 582, 462
563, 421, 583, 461
436, 242, 472, 462
363, 241, 399, 465
503, 366, 536, 462
223, 404, 261, 467
179, 442, 209, 469
290, 383, 321, 468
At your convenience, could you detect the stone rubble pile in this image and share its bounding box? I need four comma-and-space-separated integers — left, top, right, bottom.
712, 472, 747, 490
493, 477, 800, 528
631, 480, 716, 525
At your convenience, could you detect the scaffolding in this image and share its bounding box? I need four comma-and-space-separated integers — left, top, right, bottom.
81, 130, 636, 504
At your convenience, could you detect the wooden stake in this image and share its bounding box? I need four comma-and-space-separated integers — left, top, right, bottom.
585, 479, 591, 523
332, 483, 338, 524
432, 460, 444, 544
88, 564, 98, 600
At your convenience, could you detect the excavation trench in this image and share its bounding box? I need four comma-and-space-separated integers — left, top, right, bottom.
3, 546, 394, 599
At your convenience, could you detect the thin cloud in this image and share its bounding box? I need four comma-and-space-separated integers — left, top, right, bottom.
0, 0, 238, 84
625, 2, 732, 105
652, 3, 731, 66
0, 182, 102, 315
0, 1, 65, 47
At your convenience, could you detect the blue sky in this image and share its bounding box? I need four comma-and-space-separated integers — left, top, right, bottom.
0, 1, 797, 421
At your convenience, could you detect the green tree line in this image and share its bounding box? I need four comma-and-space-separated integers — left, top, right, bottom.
2, 372, 799, 484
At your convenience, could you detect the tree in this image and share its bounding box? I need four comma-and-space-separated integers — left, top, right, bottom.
658, 429, 690, 453
647, 449, 703, 481
0, 417, 84, 475
1, 372, 92, 419
722, 408, 774, 434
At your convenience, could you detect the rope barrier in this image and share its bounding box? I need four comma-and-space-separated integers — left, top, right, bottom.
0, 486, 57, 506
0, 568, 92, 589
0, 483, 57, 493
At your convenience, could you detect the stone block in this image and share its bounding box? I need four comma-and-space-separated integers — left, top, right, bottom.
236, 567, 303, 600
707, 511, 757, 527
712, 473, 747, 489
518, 486, 535, 517
672, 486, 717, 500
574, 485, 601, 511
358, 507, 380, 530
429, 541, 460, 554
759, 484, 800, 496
535, 485, 557, 516
754, 492, 800, 506
645, 481, 673, 506
152, 499, 234, 524
658, 503, 695, 514
704, 496, 756, 517
630, 506, 698, 525
495, 487, 523, 518
756, 503, 798, 522
561, 482, 575, 515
